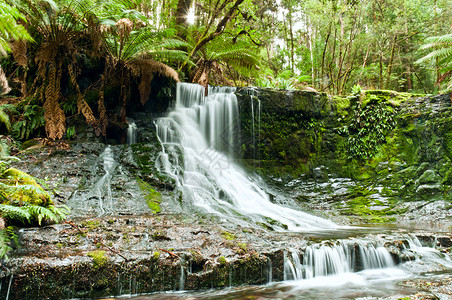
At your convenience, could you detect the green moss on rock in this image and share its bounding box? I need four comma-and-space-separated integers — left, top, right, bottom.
0, 167, 52, 206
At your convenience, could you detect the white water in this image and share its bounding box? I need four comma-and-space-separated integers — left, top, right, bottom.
67, 145, 151, 217
155, 83, 337, 230
402, 235, 452, 271
284, 241, 396, 281
127, 122, 137, 145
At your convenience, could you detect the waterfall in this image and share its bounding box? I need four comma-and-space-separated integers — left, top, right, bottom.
155, 82, 337, 230
93, 146, 116, 215
127, 122, 137, 145
284, 241, 395, 280
403, 235, 452, 269
67, 145, 137, 217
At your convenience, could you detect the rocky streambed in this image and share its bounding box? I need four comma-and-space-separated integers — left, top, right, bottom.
0, 141, 451, 300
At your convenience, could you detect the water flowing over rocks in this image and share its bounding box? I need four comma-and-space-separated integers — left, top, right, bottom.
1, 84, 451, 299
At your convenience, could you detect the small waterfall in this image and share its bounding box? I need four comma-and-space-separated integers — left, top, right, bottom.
250, 97, 255, 158
246, 88, 261, 160
284, 241, 395, 280
267, 258, 273, 283
67, 146, 124, 217
179, 264, 185, 291
127, 122, 137, 145
93, 146, 116, 215
6, 274, 13, 300
257, 98, 261, 161
403, 235, 452, 270
155, 82, 337, 230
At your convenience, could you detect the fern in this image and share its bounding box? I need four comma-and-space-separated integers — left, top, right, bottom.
12, 104, 45, 140
0, 204, 31, 223
417, 32, 452, 89
189, 35, 261, 86
0, 227, 17, 260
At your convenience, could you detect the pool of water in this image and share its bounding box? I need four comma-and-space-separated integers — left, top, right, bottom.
102, 272, 450, 299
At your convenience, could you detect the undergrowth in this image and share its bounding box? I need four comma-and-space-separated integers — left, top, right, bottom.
0, 139, 69, 259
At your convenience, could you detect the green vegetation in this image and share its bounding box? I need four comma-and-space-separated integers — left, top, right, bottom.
217, 256, 227, 265
152, 251, 160, 260
0, 0, 449, 142
137, 179, 162, 214
87, 250, 107, 268
0, 141, 69, 259
221, 231, 236, 240
343, 92, 398, 160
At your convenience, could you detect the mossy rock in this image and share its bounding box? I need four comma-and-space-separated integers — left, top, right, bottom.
418, 169, 440, 185
362, 90, 420, 108
0, 168, 52, 206
137, 179, 162, 214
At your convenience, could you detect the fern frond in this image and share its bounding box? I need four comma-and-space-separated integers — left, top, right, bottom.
0, 226, 17, 260
26, 205, 57, 225
417, 32, 452, 65
0, 204, 31, 223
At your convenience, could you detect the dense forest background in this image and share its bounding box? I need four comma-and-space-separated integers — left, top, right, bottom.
0, 0, 451, 141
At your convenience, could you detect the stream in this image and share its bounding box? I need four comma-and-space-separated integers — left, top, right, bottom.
102, 83, 450, 299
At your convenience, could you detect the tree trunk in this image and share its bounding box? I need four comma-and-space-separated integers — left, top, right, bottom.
288, 6, 295, 73
384, 35, 397, 89
379, 53, 383, 89
406, 65, 412, 91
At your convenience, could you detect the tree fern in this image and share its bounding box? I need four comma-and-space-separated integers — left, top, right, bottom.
189, 35, 261, 87
417, 32, 452, 89
0, 1, 32, 55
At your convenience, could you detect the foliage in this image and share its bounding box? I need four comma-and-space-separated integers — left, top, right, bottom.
0, 0, 450, 144
341, 94, 397, 160
0, 226, 17, 260
416, 32, 452, 91
186, 33, 260, 88
0, 0, 32, 96
11, 104, 45, 140
255, 76, 295, 90
0, 106, 11, 133
87, 250, 107, 268
7, 0, 101, 139
0, 141, 69, 259
0, 1, 32, 55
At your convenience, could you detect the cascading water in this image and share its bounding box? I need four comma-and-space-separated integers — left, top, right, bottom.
155, 83, 337, 230
127, 121, 137, 145
247, 88, 261, 161
67, 145, 149, 217
284, 241, 396, 281
68, 146, 117, 216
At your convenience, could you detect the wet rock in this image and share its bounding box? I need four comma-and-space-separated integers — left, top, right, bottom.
416, 184, 443, 196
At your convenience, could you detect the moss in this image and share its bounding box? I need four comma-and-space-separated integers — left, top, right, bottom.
80, 220, 101, 230
87, 250, 107, 268
362, 90, 420, 108
152, 251, 160, 260
0, 168, 52, 206
237, 243, 248, 253
333, 95, 350, 116
137, 179, 162, 214
217, 256, 227, 265
221, 231, 236, 240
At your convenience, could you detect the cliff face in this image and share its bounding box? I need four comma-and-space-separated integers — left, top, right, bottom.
236, 88, 452, 223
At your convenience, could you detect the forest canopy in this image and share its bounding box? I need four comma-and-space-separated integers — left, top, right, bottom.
0, 0, 451, 140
